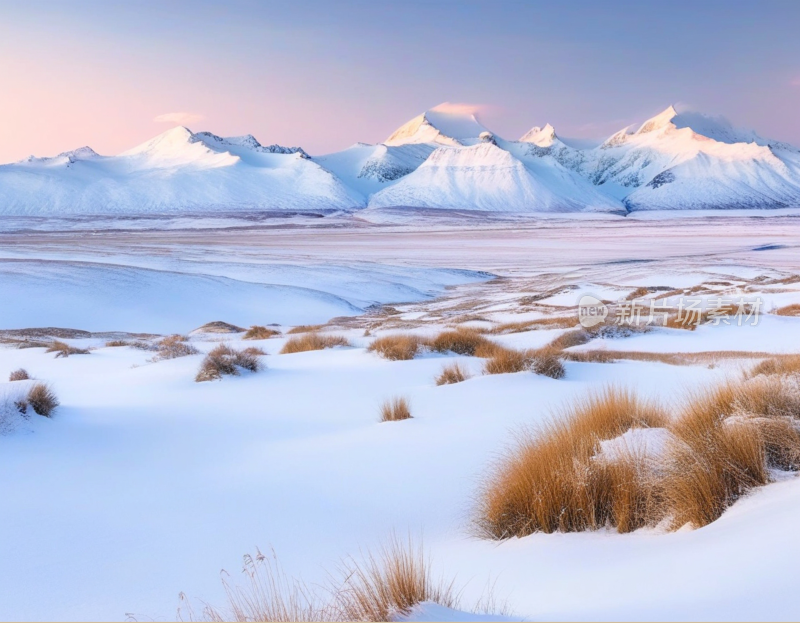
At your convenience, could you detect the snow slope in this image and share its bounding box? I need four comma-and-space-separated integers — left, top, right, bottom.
369, 141, 622, 213
313, 142, 435, 200
0, 127, 361, 215
584, 106, 800, 210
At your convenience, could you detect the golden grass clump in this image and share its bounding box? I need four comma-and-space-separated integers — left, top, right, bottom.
26, 383, 60, 417
187, 548, 330, 623
775, 304, 800, 317
280, 333, 350, 354
286, 324, 324, 335
477, 387, 668, 537
435, 362, 470, 386
8, 368, 29, 381
104, 339, 130, 347
335, 536, 457, 622
662, 377, 800, 528
367, 334, 429, 361
482, 347, 531, 375
487, 316, 576, 334
46, 340, 90, 358
196, 344, 263, 382
243, 325, 281, 340
530, 348, 566, 379
188, 539, 468, 623
749, 355, 800, 378
430, 327, 494, 356
379, 397, 412, 422
151, 334, 200, 361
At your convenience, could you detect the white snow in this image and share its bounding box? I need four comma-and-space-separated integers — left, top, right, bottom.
2, 199, 800, 622
3, 105, 800, 215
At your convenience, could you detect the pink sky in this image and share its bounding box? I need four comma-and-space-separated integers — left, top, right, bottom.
1, 2, 799, 163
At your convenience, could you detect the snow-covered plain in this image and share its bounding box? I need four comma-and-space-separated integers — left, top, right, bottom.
1, 212, 800, 621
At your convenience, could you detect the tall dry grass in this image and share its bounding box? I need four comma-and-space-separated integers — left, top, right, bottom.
244, 326, 281, 340
749, 355, 800, 378
335, 536, 458, 622
367, 334, 429, 361
477, 387, 667, 537
8, 368, 29, 381
482, 347, 531, 375
478, 375, 800, 537
430, 328, 494, 356
280, 333, 350, 354
186, 538, 473, 622
25, 383, 60, 417
151, 335, 199, 361
186, 548, 330, 622
775, 304, 800, 317
46, 340, 90, 358
196, 344, 263, 382
379, 397, 412, 422
435, 362, 470, 386
662, 377, 800, 528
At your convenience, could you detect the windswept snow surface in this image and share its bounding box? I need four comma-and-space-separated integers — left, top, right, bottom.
2, 214, 800, 621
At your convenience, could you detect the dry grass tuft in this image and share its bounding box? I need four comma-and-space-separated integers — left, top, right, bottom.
435, 362, 471, 386
477, 387, 667, 537
368, 334, 428, 361
188, 539, 469, 623
286, 325, 324, 335
151, 335, 199, 361
530, 348, 566, 379
662, 377, 800, 528
775, 304, 800, 317
188, 548, 330, 622
241, 346, 267, 356
280, 333, 350, 354
335, 536, 458, 622
26, 383, 59, 417
546, 329, 593, 350
482, 347, 531, 375
9, 368, 29, 381
196, 344, 263, 382
487, 317, 577, 334
749, 355, 800, 378
243, 325, 281, 340
431, 327, 495, 356
104, 339, 130, 347
379, 397, 412, 422
46, 340, 90, 358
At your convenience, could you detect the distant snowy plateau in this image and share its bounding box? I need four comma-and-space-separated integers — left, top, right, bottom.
4, 105, 800, 215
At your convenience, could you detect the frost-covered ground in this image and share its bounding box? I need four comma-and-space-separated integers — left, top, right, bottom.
1, 211, 800, 621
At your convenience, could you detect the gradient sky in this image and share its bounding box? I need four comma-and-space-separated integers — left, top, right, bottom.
1, 0, 799, 163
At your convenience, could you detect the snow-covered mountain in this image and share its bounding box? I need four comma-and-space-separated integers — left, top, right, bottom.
0, 127, 360, 215
2, 103, 800, 215
384, 106, 490, 147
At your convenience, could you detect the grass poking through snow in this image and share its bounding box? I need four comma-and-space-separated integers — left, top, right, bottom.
280, 333, 350, 354
435, 362, 470, 386
380, 397, 412, 422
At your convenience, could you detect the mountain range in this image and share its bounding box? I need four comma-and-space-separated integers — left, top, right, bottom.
2, 104, 800, 215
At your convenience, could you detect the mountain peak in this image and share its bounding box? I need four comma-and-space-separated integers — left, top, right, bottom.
519, 123, 558, 146
385, 104, 489, 146
636, 105, 678, 135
